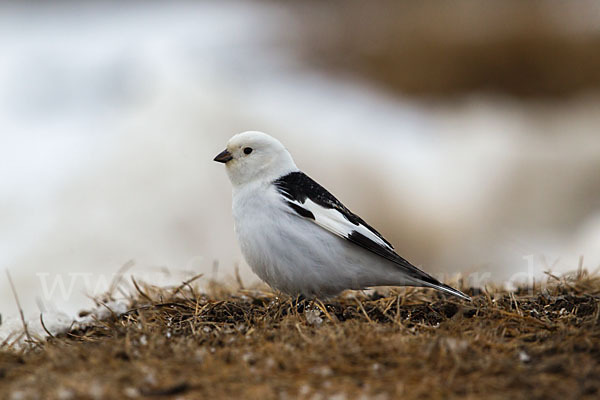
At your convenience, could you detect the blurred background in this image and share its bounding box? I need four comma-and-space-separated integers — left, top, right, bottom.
1, 0, 599, 317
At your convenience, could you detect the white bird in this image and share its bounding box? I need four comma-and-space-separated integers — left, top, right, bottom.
214, 131, 470, 301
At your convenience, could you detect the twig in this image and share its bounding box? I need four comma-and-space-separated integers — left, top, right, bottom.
234, 263, 245, 290
4, 332, 25, 351
39, 313, 55, 339
314, 299, 336, 323
495, 308, 552, 328
1, 330, 19, 348
577, 255, 584, 280
6, 270, 33, 344
295, 323, 312, 343
98, 301, 119, 320
172, 273, 204, 297
510, 292, 522, 317
131, 276, 153, 302
544, 270, 561, 281
108, 260, 135, 297
354, 296, 373, 324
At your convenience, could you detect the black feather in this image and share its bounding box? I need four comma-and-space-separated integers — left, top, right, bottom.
274, 172, 393, 248
274, 172, 470, 300
347, 231, 440, 286
285, 201, 315, 220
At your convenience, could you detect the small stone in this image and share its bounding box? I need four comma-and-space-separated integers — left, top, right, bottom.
57, 387, 74, 400
305, 309, 323, 326
123, 387, 139, 398
519, 351, 531, 363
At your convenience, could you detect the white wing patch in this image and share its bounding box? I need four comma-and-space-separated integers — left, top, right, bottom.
289, 198, 394, 252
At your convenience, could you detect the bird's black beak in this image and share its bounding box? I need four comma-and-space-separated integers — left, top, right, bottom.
213, 149, 233, 163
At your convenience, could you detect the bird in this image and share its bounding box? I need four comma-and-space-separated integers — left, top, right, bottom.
214, 131, 470, 301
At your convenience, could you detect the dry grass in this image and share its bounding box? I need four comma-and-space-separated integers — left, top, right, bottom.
291, 0, 600, 98
1, 271, 599, 399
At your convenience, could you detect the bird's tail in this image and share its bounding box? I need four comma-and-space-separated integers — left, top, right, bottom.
420, 280, 471, 301
406, 272, 471, 301
390, 255, 472, 301
421, 282, 472, 301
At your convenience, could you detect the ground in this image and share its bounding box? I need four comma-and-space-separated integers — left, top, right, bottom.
1, 271, 599, 400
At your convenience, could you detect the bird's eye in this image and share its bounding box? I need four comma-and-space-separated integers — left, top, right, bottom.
243, 147, 253, 155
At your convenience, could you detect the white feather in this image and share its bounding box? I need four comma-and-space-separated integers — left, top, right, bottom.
292, 198, 393, 251
232, 181, 407, 297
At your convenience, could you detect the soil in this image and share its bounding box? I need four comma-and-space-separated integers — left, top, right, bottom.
1, 271, 599, 399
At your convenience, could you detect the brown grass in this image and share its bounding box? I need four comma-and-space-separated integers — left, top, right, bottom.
291, 0, 600, 98
1, 271, 599, 399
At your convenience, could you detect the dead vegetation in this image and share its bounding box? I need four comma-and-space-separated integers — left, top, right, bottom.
292, 0, 600, 98
1, 270, 599, 399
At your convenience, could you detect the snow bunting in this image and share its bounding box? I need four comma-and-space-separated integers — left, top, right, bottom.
214, 131, 470, 301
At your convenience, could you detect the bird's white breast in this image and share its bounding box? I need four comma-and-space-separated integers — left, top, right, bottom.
232, 181, 313, 293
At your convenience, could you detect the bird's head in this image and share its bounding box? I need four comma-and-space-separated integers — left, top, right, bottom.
214, 131, 297, 187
